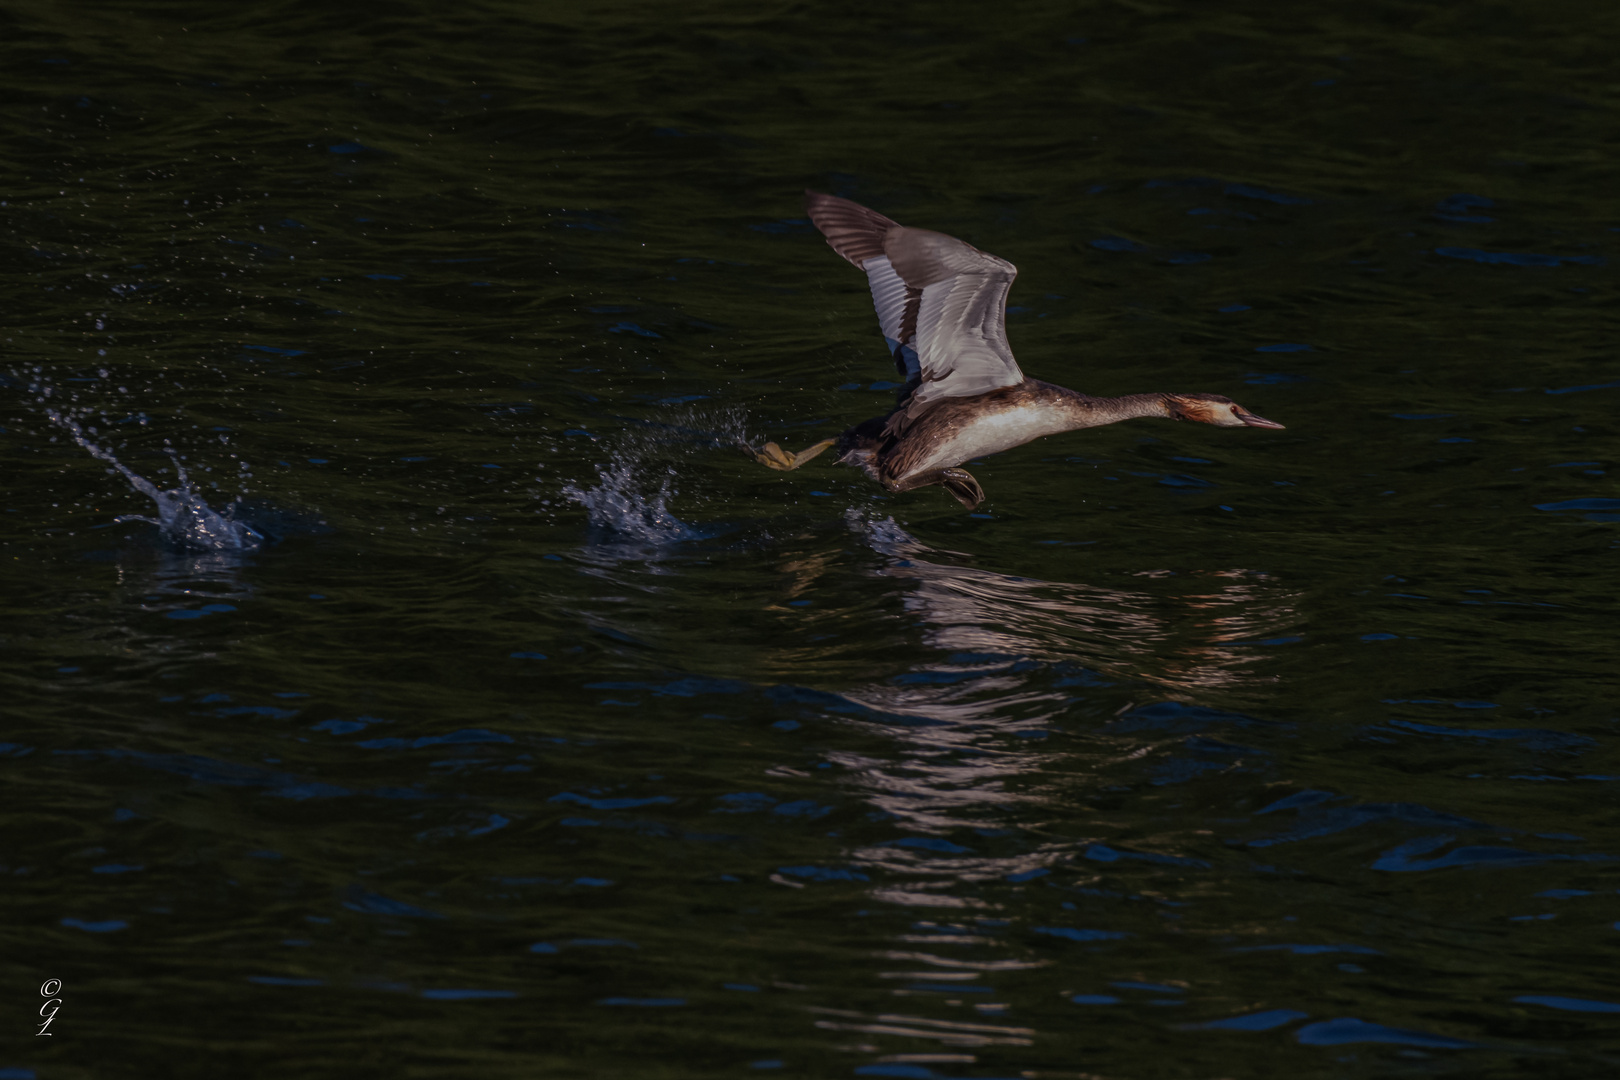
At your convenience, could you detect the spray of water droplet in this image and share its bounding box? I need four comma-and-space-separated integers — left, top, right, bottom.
560, 405, 753, 546
563, 457, 696, 545
47, 410, 261, 551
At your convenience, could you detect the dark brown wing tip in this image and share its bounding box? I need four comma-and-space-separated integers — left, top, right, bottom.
803, 190, 900, 269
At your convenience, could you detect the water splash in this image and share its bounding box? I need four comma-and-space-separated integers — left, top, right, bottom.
846, 507, 926, 557
48, 411, 262, 552
561, 405, 757, 547
563, 458, 696, 545
634, 403, 754, 450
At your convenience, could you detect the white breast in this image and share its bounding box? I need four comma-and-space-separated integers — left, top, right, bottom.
907, 402, 1074, 477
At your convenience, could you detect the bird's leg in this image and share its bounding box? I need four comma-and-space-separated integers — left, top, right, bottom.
741, 437, 836, 472
887, 467, 986, 509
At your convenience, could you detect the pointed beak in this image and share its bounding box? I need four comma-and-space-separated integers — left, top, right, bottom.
1235, 408, 1286, 430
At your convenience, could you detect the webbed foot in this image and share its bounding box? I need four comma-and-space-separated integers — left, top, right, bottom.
886, 467, 987, 509
940, 467, 985, 509
742, 437, 836, 472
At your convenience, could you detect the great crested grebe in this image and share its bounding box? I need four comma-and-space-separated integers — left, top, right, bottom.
744, 191, 1285, 508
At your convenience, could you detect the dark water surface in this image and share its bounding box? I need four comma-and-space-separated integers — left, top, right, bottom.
4, 2, 1619, 1076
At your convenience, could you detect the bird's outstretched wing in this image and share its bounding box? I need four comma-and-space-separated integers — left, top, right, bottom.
805, 191, 1024, 431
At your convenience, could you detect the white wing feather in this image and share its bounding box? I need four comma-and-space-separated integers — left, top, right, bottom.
804, 192, 1024, 414
863, 255, 920, 379
908, 263, 1020, 409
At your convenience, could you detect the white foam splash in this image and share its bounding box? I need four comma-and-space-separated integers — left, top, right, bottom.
48, 411, 262, 552
562, 458, 695, 545
558, 405, 761, 547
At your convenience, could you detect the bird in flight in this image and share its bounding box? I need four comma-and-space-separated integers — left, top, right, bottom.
743, 191, 1284, 509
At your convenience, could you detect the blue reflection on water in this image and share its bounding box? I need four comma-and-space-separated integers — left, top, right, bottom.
1183, 1008, 1308, 1031
1545, 380, 1620, 395
1294, 1017, 1473, 1048
777, 866, 869, 882
884, 837, 973, 853
1033, 927, 1127, 942
420, 989, 518, 1001
1230, 943, 1381, 956
551, 792, 675, 810
341, 890, 443, 919
1440, 246, 1605, 266
1373, 835, 1614, 873
1514, 995, 1620, 1014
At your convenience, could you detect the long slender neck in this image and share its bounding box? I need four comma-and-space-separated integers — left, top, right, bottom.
1060, 390, 1172, 430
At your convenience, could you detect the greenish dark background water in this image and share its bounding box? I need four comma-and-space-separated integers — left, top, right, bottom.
3, 1, 1618, 1076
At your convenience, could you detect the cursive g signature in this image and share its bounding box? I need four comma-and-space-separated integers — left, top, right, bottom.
38, 979, 62, 1036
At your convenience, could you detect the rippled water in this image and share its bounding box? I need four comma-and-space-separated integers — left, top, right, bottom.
5, 2, 1619, 1077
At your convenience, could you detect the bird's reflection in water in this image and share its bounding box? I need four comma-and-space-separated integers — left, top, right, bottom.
851, 510, 1300, 701
825, 510, 1299, 824
782, 514, 1302, 1048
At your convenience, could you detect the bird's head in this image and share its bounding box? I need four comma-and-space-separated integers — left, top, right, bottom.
1165, 393, 1285, 430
